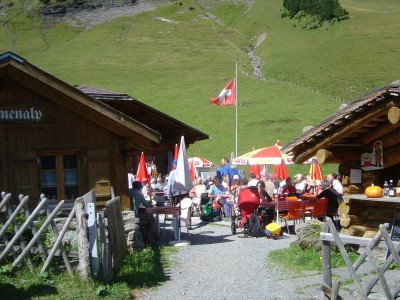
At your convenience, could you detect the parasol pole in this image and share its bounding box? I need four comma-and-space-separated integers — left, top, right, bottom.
235, 60, 238, 157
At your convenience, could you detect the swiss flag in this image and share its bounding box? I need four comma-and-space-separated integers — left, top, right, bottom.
210, 79, 236, 106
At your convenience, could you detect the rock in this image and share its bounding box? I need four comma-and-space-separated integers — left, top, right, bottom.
41, 4, 66, 15
295, 219, 324, 251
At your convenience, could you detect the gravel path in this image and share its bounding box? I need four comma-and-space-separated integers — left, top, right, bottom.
137, 217, 306, 300
136, 217, 400, 300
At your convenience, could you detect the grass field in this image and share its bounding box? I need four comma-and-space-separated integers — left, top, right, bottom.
0, 0, 399, 176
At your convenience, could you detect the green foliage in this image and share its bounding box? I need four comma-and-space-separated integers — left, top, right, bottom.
282, 0, 348, 22
117, 245, 178, 288
0, 0, 398, 172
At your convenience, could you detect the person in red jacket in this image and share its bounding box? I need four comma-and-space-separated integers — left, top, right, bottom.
281, 177, 297, 196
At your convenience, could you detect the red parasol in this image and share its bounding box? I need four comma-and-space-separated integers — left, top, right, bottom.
189, 158, 196, 182
273, 159, 288, 180
309, 157, 323, 181
172, 144, 179, 170
249, 164, 261, 179
136, 152, 150, 183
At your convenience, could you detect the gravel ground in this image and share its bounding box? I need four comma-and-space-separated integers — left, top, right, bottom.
136, 217, 315, 300
136, 217, 400, 300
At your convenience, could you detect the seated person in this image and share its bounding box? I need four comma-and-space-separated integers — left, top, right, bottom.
317, 179, 341, 222
257, 180, 273, 203
230, 174, 241, 201
281, 177, 298, 196
154, 177, 163, 191
142, 182, 154, 202
131, 181, 151, 216
189, 177, 207, 205
209, 176, 228, 217
257, 180, 274, 224
131, 181, 155, 242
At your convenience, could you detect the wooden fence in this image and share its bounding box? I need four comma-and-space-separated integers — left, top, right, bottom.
0, 190, 127, 283
320, 218, 400, 299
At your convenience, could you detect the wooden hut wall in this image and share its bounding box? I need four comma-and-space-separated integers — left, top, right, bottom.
0, 78, 129, 209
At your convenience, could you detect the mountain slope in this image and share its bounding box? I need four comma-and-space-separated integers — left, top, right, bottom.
0, 0, 399, 175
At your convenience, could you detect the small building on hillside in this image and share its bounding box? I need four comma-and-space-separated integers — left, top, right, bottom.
282, 80, 400, 237
0, 52, 208, 209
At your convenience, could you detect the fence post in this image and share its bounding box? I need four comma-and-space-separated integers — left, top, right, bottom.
98, 211, 111, 284
87, 203, 99, 277
321, 223, 332, 289
76, 198, 90, 279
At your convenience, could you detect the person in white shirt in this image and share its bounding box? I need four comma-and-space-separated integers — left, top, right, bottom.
128, 169, 136, 207
262, 175, 276, 198
332, 173, 344, 195
247, 173, 258, 187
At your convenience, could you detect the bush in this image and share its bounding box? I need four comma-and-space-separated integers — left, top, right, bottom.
282, 0, 349, 29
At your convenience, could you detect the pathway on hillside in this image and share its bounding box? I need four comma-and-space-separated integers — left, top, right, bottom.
136, 217, 314, 300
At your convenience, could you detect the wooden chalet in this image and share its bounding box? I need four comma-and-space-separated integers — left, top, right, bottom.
0, 52, 208, 209
282, 80, 400, 237
75, 85, 208, 177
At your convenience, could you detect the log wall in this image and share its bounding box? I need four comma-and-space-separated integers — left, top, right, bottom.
340, 195, 400, 238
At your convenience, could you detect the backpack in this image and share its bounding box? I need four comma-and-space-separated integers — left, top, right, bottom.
247, 213, 265, 237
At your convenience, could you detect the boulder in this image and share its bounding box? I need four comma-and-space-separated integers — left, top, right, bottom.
295, 219, 324, 251
41, 4, 66, 15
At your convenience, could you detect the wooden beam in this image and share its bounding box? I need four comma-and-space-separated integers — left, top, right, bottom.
359, 126, 400, 154
316, 149, 360, 164
353, 119, 400, 146
294, 102, 395, 163
383, 144, 400, 168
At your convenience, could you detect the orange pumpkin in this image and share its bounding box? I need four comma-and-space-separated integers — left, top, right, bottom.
365, 184, 383, 198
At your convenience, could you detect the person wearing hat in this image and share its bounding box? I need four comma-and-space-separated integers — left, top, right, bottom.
230, 174, 241, 200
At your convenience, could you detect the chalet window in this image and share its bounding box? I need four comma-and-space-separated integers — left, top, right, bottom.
40, 153, 80, 200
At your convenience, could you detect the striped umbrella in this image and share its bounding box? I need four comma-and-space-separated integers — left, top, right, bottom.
309, 157, 323, 181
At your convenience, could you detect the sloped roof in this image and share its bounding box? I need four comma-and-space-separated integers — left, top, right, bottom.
75, 85, 209, 146
0, 51, 160, 149
282, 80, 400, 165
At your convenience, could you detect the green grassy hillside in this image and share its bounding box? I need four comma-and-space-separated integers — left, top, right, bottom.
0, 0, 399, 176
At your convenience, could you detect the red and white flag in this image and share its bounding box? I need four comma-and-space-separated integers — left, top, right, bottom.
210, 79, 236, 106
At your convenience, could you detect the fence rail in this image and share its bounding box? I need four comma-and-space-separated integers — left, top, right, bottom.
320, 218, 400, 299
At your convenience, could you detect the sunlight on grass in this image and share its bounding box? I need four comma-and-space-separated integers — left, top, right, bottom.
268, 243, 359, 277
0, 245, 179, 299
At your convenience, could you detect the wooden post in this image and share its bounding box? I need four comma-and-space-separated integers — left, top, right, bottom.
76, 198, 90, 280
321, 223, 332, 290
87, 203, 99, 277
98, 211, 111, 284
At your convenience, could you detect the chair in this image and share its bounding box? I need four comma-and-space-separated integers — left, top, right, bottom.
178, 197, 193, 239
280, 201, 304, 233
310, 198, 328, 220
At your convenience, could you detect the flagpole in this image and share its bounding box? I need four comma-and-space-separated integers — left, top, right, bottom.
235, 60, 238, 157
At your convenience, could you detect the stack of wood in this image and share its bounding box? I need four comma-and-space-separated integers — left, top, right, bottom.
339, 198, 397, 238
339, 170, 387, 238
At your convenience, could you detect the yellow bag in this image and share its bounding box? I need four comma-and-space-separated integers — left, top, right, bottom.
266, 222, 281, 236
